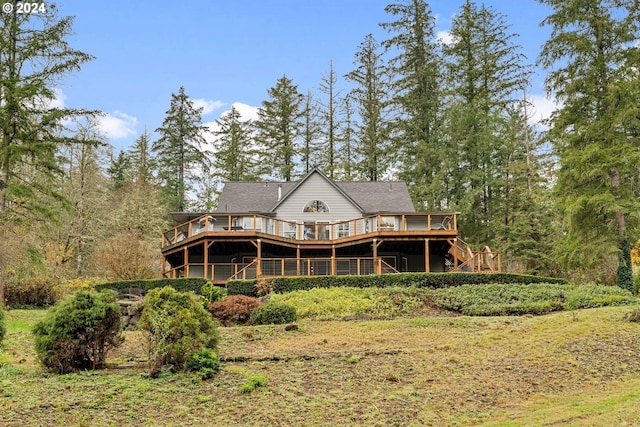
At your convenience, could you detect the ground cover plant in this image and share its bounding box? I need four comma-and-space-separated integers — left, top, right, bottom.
269, 286, 433, 320
434, 283, 636, 316
268, 283, 636, 320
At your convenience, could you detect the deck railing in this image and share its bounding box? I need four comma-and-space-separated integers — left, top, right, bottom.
162, 212, 458, 248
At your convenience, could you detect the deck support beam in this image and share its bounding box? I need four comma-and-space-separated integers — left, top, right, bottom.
331, 245, 336, 275
256, 239, 262, 278
424, 238, 430, 272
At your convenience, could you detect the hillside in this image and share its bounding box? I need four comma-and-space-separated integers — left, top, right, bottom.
2, 306, 640, 426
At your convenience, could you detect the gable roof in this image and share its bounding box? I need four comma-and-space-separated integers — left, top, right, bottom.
270, 168, 364, 212
216, 168, 415, 214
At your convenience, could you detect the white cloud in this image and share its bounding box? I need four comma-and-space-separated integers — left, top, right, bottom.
97, 110, 137, 139
193, 98, 226, 116
437, 30, 454, 45
529, 94, 561, 128
202, 102, 260, 145
48, 88, 67, 109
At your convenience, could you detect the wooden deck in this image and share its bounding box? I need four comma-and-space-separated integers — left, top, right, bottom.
161, 212, 501, 282
162, 212, 459, 250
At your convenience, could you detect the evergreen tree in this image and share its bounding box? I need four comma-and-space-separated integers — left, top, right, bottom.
107, 150, 130, 190
255, 75, 304, 181
0, 4, 94, 221
0, 4, 93, 303
442, 0, 530, 244
212, 106, 259, 182
345, 34, 392, 181
538, 0, 640, 285
381, 0, 443, 209
318, 61, 342, 179
128, 128, 155, 184
338, 95, 357, 181
496, 99, 560, 275
300, 90, 322, 174
153, 86, 210, 212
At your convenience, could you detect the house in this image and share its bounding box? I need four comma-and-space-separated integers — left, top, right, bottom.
161, 168, 500, 283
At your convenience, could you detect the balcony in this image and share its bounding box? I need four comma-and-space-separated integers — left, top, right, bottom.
161, 212, 458, 249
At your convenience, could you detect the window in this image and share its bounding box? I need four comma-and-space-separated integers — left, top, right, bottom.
337, 223, 350, 238
303, 200, 329, 213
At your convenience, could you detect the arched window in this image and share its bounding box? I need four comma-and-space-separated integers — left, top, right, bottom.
303, 200, 330, 213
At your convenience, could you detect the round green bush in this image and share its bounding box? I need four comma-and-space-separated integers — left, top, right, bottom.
138, 286, 219, 376
32, 289, 123, 373
250, 302, 297, 325
201, 281, 227, 306
186, 347, 220, 380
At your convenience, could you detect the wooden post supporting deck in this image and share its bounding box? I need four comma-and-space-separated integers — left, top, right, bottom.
331, 245, 336, 275
256, 239, 262, 277
425, 238, 430, 272
184, 247, 189, 277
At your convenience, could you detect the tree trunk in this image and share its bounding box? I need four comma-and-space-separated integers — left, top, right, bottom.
610, 168, 625, 237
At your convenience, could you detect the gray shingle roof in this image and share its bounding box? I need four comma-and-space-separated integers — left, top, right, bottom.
215, 170, 415, 214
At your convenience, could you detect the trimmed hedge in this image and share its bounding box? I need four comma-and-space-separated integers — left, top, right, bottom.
226, 272, 568, 297
95, 278, 210, 296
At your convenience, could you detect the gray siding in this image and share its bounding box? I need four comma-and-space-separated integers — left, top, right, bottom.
275, 173, 361, 222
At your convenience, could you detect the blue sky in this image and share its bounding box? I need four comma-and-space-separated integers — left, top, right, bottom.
52, 0, 555, 151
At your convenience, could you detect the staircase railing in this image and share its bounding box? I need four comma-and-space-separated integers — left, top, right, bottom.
227, 260, 258, 281
448, 239, 500, 272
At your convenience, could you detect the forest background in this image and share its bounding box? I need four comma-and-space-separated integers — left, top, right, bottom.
1, 0, 639, 304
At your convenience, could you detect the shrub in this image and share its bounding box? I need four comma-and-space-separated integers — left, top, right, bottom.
208, 295, 262, 326
201, 281, 227, 306
226, 272, 568, 296
95, 278, 210, 296
32, 290, 123, 373
617, 239, 634, 292
5, 276, 59, 308
138, 287, 219, 377
186, 348, 220, 380
250, 302, 297, 325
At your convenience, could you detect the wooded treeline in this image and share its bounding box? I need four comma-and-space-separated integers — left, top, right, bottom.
0, 0, 638, 297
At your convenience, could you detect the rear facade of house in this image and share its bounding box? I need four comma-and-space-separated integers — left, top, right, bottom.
161, 169, 500, 284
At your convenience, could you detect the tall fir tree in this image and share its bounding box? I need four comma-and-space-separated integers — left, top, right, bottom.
496, 99, 560, 275
338, 95, 357, 181
212, 105, 259, 182
255, 75, 304, 181
345, 34, 392, 181
301, 90, 322, 174
381, 0, 443, 209
128, 128, 155, 185
318, 61, 342, 179
442, 0, 530, 245
153, 86, 210, 212
538, 0, 640, 285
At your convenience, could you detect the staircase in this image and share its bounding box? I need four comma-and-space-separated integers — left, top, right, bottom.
447, 238, 499, 272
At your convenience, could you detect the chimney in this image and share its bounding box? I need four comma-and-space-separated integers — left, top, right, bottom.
277, 184, 282, 201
